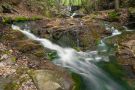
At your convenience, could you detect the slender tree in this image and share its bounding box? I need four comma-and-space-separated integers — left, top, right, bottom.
115, 0, 119, 10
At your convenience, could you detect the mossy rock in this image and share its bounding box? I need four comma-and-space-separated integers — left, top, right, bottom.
13, 16, 42, 22
1, 30, 25, 41
1, 16, 42, 24
79, 24, 103, 50
15, 40, 41, 53
33, 48, 46, 58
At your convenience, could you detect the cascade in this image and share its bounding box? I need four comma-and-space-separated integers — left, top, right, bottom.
12, 25, 124, 90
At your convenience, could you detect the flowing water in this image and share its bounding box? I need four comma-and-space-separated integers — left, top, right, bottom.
12, 24, 125, 90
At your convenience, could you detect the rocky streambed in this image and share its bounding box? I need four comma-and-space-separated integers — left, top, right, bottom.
0, 16, 135, 90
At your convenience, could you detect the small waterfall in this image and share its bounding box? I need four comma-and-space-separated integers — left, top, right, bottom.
111, 27, 121, 36
105, 24, 122, 36
12, 25, 124, 90
123, 26, 134, 32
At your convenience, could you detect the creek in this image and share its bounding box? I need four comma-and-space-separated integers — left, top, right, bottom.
11, 22, 134, 90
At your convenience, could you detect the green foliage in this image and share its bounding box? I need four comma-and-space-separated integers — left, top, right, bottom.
48, 51, 59, 60
82, 0, 94, 13
27, 0, 60, 17
108, 11, 120, 21
81, 0, 101, 13
72, 73, 85, 90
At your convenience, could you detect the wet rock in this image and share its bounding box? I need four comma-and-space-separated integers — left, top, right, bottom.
29, 70, 73, 90
117, 39, 135, 77
15, 40, 41, 53
122, 40, 135, 53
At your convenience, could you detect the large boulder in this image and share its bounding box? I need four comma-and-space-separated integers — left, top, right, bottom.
29, 70, 73, 90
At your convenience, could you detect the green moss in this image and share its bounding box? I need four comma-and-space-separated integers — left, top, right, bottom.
33, 49, 46, 58
3, 50, 11, 55
108, 11, 120, 21
11, 57, 17, 62
13, 16, 42, 22
73, 47, 81, 51
2, 16, 42, 24
4, 82, 20, 90
2, 17, 12, 24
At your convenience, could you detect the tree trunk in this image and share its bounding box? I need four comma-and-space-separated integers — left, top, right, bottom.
94, 0, 98, 11
115, 0, 119, 10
